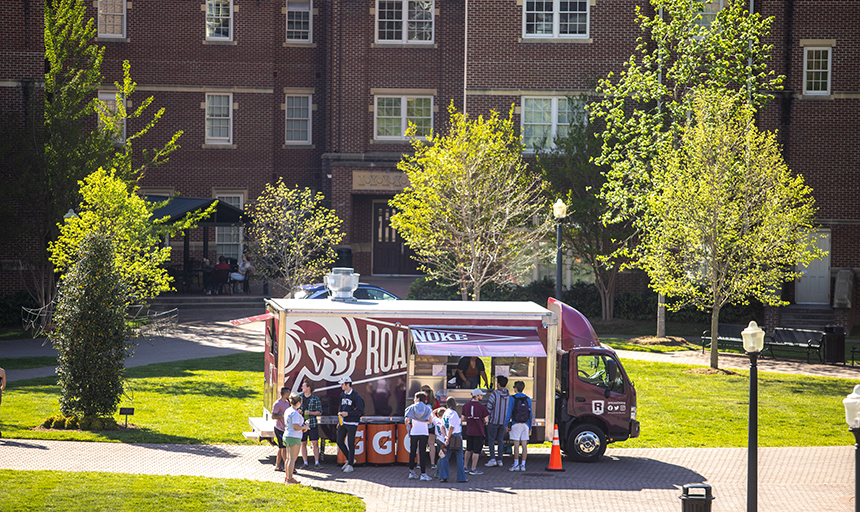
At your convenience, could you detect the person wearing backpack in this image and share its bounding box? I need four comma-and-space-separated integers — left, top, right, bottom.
504, 380, 533, 472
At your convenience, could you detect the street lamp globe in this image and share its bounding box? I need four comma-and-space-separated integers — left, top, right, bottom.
742, 321, 765, 354
552, 199, 567, 220
844, 385, 860, 429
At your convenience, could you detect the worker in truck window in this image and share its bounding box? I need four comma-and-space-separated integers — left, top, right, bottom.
456, 356, 488, 389
504, 380, 533, 472
485, 374, 510, 468
299, 380, 322, 469
336, 376, 365, 473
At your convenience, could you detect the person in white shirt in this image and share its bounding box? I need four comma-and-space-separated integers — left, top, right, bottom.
438, 397, 468, 483
404, 391, 433, 481
283, 393, 309, 484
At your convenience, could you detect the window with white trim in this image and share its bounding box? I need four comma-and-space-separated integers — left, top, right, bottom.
215, 193, 243, 261
521, 97, 585, 152
523, 0, 588, 39
374, 95, 433, 140
206, 0, 233, 41
804, 47, 832, 95
205, 93, 233, 144
694, 0, 724, 30
98, 0, 126, 38
97, 91, 126, 143
285, 95, 312, 144
286, 0, 312, 42
376, 0, 434, 44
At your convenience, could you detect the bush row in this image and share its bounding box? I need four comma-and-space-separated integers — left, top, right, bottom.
41, 414, 120, 431
0, 291, 37, 328
406, 277, 763, 324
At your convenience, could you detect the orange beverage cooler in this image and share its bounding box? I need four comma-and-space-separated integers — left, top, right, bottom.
396, 423, 410, 464
365, 423, 396, 465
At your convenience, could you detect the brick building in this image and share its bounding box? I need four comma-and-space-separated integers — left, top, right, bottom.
1, 1, 858, 330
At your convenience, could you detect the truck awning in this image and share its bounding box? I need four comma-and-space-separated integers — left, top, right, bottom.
410, 326, 547, 357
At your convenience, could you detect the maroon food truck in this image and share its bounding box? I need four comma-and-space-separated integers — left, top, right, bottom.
242, 270, 639, 462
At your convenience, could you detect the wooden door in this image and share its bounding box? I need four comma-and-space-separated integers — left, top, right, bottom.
372, 203, 420, 275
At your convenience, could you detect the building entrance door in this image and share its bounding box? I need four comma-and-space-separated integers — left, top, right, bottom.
795, 230, 831, 304
372, 203, 420, 275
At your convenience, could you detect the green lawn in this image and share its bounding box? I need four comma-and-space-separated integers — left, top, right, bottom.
602, 337, 697, 353
0, 470, 364, 512
1, 351, 856, 448
1, 356, 58, 370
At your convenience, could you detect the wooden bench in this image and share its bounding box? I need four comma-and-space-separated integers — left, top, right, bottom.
701, 324, 749, 354
767, 327, 823, 363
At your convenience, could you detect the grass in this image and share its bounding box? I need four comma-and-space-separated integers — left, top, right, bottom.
617, 358, 855, 448
0, 470, 365, 512
0, 326, 34, 341
1, 356, 58, 370
2, 351, 857, 448
0, 352, 263, 444
601, 337, 697, 353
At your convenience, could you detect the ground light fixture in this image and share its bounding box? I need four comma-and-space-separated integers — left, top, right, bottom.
843, 384, 860, 512
552, 199, 567, 301
742, 320, 765, 512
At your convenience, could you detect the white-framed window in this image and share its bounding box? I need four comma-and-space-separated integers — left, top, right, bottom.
215, 193, 244, 262
804, 47, 832, 95
521, 97, 585, 152
285, 94, 312, 144
206, 0, 233, 41
694, 0, 724, 30
205, 93, 233, 144
98, 0, 126, 38
523, 0, 588, 39
97, 91, 126, 143
286, 0, 312, 42
376, 0, 434, 44
374, 95, 433, 140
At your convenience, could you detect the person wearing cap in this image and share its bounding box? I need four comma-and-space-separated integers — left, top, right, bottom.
462, 388, 489, 475
336, 376, 365, 473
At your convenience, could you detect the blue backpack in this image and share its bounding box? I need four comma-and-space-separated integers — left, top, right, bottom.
511, 395, 530, 423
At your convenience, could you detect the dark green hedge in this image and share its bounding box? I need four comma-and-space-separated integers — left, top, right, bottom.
0, 291, 38, 328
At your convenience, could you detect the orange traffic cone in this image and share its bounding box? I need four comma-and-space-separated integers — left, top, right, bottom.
546, 424, 565, 472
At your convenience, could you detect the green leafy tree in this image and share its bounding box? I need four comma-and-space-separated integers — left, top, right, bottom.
536, 96, 632, 320
640, 91, 824, 368
52, 232, 133, 417
48, 168, 212, 303
244, 180, 345, 297
390, 104, 553, 301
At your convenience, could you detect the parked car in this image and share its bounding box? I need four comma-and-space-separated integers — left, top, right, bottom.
293, 283, 401, 301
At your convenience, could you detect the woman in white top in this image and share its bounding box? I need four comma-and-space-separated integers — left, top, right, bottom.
438, 397, 467, 483
404, 391, 433, 481
284, 393, 309, 484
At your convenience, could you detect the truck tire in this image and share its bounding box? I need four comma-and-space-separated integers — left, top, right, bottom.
567, 424, 606, 463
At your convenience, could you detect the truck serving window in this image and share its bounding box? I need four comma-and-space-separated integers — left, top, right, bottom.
576, 354, 624, 394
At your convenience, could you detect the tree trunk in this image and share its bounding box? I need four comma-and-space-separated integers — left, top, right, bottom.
656, 293, 665, 338
710, 305, 721, 369
595, 268, 618, 321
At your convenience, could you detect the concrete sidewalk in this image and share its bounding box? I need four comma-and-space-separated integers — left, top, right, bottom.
0, 439, 852, 512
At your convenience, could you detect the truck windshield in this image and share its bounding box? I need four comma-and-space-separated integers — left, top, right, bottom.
576, 354, 625, 394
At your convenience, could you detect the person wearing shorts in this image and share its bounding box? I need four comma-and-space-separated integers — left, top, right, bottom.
462, 388, 489, 475
504, 380, 533, 472
284, 393, 309, 484
300, 380, 322, 468
271, 387, 291, 471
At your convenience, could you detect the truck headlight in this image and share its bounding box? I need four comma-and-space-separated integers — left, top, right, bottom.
630, 406, 637, 421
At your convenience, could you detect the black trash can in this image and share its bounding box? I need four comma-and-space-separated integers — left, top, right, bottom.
679, 484, 714, 512
823, 324, 846, 364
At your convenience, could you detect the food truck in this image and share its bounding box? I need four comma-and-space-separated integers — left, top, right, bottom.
242, 269, 639, 462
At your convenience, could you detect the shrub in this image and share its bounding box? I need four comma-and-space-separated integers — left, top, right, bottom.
91, 417, 104, 431
0, 291, 38, 328
78, 416, 93, 430
50, 416, 66, 429
51, 233, 134, 418
41, 416, 56, 428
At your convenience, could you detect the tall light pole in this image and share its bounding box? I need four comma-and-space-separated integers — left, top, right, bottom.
843, 385, 860, 512
552, 199, 567, 302
742, 321, 765, 512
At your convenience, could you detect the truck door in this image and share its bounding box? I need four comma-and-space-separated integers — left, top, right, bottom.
570, 353, 631, 434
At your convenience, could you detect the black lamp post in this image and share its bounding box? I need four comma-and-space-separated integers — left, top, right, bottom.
843, 385, 860, 512
742, 321, 765, 512
552, 199, 567, 302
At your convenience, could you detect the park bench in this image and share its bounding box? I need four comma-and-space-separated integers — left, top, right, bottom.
701, 324, 750, 354
766, 327, 823, 363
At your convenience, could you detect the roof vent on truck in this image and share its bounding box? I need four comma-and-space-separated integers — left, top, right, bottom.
323, 267, 360, 301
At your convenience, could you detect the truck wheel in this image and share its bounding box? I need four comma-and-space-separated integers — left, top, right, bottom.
567, 424, 606, 463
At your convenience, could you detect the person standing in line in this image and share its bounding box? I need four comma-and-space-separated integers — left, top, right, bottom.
421, 386, 440, 468
504, 380, 533, 472
300, 380, 323, 469
404, 391, 433, 481
336, 376, 365, 473
271, 387, 290, 472
431, 407, 447, 476
284, 393, 309, 484
438, 397, 467, 483
462, 388, 489, 475
485, 374, 510, 468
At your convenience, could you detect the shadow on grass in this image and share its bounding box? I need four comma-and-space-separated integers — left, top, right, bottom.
125, 352, 262, 379
134, 380, 258, 400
